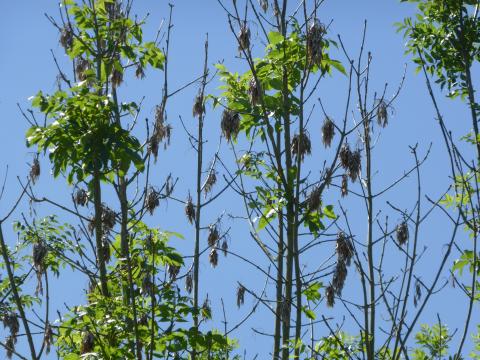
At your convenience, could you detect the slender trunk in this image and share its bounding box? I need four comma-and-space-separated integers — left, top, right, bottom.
273, 209, 284, 359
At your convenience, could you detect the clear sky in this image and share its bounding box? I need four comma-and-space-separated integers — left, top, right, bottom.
0, 1, 478, 358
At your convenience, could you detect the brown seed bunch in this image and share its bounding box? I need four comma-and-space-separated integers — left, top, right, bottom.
221, 109, 240, 142
307, 186, 322, 212
341, 174, 348, 197
336, 232, 354, 266
75, 188, 88, 207
202, 297, 211, 320
237, 285, 245, 308
325, 285, 335, 308
75, 57, 89, 82
101, 236, 111, 263
33, 242, 47, 273
204, 171, 217, 195
5, 335, 15, 359
259, 0, 268, 12
80, 331, 94, 354
185, 194, 195, 224
110, 68, 123, 89
144, 187, 160, 215
322, 117, 335, 148
377, 100, 388, 127
339, 143, 351, 170
221, 239, 228, 256
135, 64, 145, 79
238, 23, 251, 52
291, 132, 312, 162
2, 313, 19, 339
192, 93, 204, 118
30, 158, 40, 184
332, 259, 347, 296
348, 148, 362, 183
248, 77, 262, 107
149, 105, 172, 161
100, 205, 116, 231
185, 271, 193, 294
306, 19, 326, 66
414, 279, 422, 307
209, 248, 218, 268
168, 264, 180, 281
396, 221, 409, 246
208, 225, 219, 247
44, 323, 53, 354
324, 167, 332, 187
60, 25, 73, 50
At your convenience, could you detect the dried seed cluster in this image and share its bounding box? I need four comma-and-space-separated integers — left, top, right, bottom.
341, 174, 348, 197
185, 270, 193, 294
168, 264, 180, 281
321, 117, 335, 147
306, 19, 325, 66
307, 186, 322, 212
75, 57, 90, 82
248, 77, 262, 107
60, 25, 73, 50
30, 158, 40, 184
259, 0, 268, 12
149, 105, 172, 161
204, 170, 217, 195
377, 100, 388, 127
396, 221, 409, 246
44, 323, 53, 354
81, 331, 95, 354
192, 93, 205, 118
74, 188, 88, 207
291, 132, 312, 162
110, 67, 123, 89
135, 64, 145, 79
208, 225, 219, 248
145, 187, 160, 215
221, 239, 228, 256
336, 232, 354, 266
3, 311, 19, 358
414, 278, 422, 307
209, 248, 218, 268
33, 241, 48, 295
237, 285, 245, 308
325, 285, 335, 308
238, 23, 251, 52
221, 109, 240, 142
185, 194, 195, 224
202, 298, 211, 320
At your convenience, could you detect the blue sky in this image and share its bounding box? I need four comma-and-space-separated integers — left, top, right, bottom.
0, 1, 478, 358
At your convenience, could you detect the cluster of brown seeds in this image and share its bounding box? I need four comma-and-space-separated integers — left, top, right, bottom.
321, 117, 335, 147
192, 93, 205, 118
339, 142, 362, 193
221, 109, 240, 142
110, 67, 123, 89
3, 312, 19, 358
204, 170, 217, 195
185, 194, 195, 224
221, 239, 228, 256
135, 64, 145, 79
348, 149, 362, 182
248, 77, 262, 107
144, 187, 160, 215
30, 158, 40, 184
208, 225, 219, 248
80, 331, 95, 354
306, 19, 326, 66
75, 57, 90, 82
202, 297, 211, 320
259, 0, 268, 12
101, 235, 111, 263
377, 100, 388, 128
149, 105, 172, 161
209, 248, 218, 268
396, 221, 409, 246
43, 323, 53, 354
33, 241, 48, 295
336, 232, 354, 266
307, 186, 322, 212
60, 25, 73, 51
168, 264, 180, 281
100, 204, 116, 231
325, 285, 335, 308
291, 132, 312, 162
238, 23, 251, 52
341, 174, 348, 197
237, 284, 245, 308
414, 278, 422, 307
74, 188, 88, 207
185, 270, 193, 294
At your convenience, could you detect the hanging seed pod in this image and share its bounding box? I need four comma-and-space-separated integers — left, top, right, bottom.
248, 77, 262, 107
306, 19, 326, 66
377, 100, 388, 127
80, 331, 94, 354
396, 221, 409, 246
209, 248, 218, 268
325, 285, 335, 308
149, 105, 172, 160
185, 194, 195, 224
341, 174, 348, 197
74, 188, 88, 207
273, 2, 279, 16
332, 259, 347, 296
165, 175, 174, 196
291, 132, 312, 162
192, 93, 204, 118
5, 335, 15, 359
185, 271, 193, 294
336, 232, 354, 266
144, 187, 160, 215
339, 143, 351, 170
414, 279, 422, 308
238, 22, 251, 52
307, 186, 321, 212
135, 64, 145, 79
259, 0, 268, 12
207, 225, 219, 247
2, 313, 19, 339
110, 68, 123, 89
101, 236, 111, 263
348, 148, 362, 183
321, 116, 335, 148
324, 167, 332, 187
30, 158, 40, 184
101, 205, 116, 231
221, 109, 240, 142
168, 264, 180, 281
204, 171, 217, 195
236, 285, 245, 308
44, 323, 53, 354
33, 242, 47, 273
201, 298, 211, 320
75, 57, 89, 82
59, 25, 73, 50
221, 239, 228, 256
